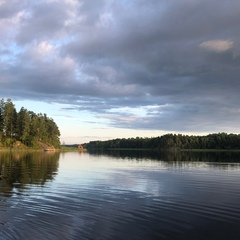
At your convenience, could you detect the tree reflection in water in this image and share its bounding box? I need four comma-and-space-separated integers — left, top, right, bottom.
0, 151, 60, 197
88, 149, 240, 169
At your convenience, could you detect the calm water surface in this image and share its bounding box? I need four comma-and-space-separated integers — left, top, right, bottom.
0, 150, 240, 239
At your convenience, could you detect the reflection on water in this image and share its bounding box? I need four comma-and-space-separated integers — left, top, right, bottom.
88, 148, 240, 161
0, 150, 240, 240
0, 152, 59, 197
89, 149, 240, 170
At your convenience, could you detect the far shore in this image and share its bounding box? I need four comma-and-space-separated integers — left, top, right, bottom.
81, 147, 240, 152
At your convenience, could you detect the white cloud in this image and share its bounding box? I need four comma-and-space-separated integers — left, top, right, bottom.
199, 39, 233, 53
98, 114, 139, 123
64, 0, 78, 6
11, 10, 27, 25
36, 41, 54, 55
62, 56, 75, 68
97, 12, 114, 28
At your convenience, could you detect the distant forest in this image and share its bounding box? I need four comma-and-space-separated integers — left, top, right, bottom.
85, 133, 240, 150
0, 99, 60, 148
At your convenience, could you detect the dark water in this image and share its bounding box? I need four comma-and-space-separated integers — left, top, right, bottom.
0, 150, 240, 240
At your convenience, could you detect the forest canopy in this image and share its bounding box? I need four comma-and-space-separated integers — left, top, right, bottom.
0, 99, 60, 148
85, 133, 240, 151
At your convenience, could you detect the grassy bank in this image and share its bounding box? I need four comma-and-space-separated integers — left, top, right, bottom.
60, 146, 80, 152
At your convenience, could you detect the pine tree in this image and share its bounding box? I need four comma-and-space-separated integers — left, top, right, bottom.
0, 98, 5, 139
17, 107, 30, 145
0, 99, 61, 149
3, 99, 17, 139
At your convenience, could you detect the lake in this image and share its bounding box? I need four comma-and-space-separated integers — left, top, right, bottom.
0, 150, 240, 239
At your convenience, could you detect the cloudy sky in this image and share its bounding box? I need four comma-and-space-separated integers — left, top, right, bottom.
1, 0, 240, 144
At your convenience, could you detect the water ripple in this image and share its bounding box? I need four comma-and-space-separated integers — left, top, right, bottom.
0, 152, 240, 239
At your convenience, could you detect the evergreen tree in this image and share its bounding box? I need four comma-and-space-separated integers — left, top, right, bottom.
85, 133, 240, 150
3, 99, 17, 139
0, 98, 5, 139
0, 99, 61, 149
17, 107, 30, 144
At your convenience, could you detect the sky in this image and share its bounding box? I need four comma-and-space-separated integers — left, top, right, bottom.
1, 0, 240, 144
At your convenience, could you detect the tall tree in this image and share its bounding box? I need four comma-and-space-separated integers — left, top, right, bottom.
0, 98, 5, 136
3, 99, 17, 139
0, 99, 61, 148
17, 107, 30, 144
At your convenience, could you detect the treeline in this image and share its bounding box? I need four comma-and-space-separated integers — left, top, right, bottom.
0, 99, 60, 148
85, 133, 240, 150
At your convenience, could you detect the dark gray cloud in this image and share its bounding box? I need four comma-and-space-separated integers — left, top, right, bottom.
16, 1, 71, 44
0, 0, 26, 19
1, 0, 240, 133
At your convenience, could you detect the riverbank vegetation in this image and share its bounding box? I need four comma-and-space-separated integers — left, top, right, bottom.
0, 98, 60, 149
60, 145, 79, 152
85, 133, 240, 151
